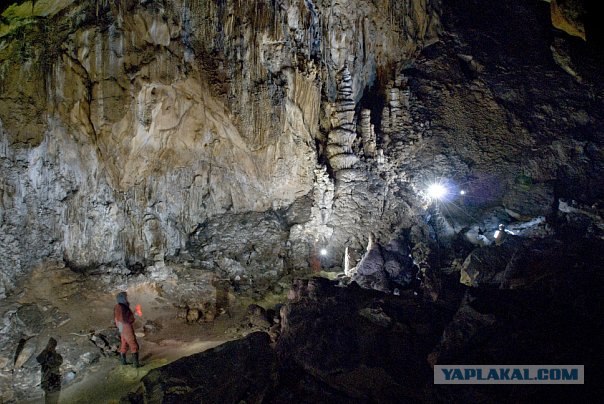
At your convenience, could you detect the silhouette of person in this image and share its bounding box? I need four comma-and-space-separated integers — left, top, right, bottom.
36, 337, 62, 404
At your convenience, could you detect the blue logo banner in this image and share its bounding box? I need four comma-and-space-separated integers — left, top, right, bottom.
434, 365, 584, 384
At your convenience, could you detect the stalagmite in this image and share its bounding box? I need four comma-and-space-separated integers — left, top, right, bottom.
366, 233, 374, 252
327, 65, 359, 171
344, 246, 351, 275
360, 108, 376, 158
377, 73, 425, 156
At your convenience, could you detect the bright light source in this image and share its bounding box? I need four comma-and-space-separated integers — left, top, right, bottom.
427, 183, 447, 200
460, 190, 466, 195
320, 248, 327, 256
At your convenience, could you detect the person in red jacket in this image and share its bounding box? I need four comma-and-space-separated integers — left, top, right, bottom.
114, 291, 141, 367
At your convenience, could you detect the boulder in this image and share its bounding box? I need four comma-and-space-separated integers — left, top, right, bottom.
124, 332, 277, 403
353, 238, 415, 292
503, 182, 555, 220
247, 304, 271, 329
275, 279, 442, 401
460, 235, 598, 289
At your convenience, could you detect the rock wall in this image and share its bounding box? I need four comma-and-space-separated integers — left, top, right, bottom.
2, 0, 602, 301
0, 0, 440, 295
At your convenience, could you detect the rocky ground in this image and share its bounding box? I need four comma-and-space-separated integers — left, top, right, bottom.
3, 220, 602, 403
0, 262, 295, 403
123, 242, 604, 403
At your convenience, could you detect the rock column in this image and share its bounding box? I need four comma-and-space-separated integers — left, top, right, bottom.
326, 65, 358, 171
359, 109, 376, 158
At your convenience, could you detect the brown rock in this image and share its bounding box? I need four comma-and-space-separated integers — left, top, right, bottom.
551, 0, 586, 40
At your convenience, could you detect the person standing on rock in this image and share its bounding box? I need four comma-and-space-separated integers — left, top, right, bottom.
114, 291, 141, 368
494, 224, 509, 245
36, 337, 63, 404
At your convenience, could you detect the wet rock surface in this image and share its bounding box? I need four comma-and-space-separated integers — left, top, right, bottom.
351, 237, 416, 293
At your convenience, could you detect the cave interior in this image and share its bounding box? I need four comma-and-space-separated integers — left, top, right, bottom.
0, 0, 602, 402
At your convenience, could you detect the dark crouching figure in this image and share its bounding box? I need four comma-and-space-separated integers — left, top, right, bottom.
36, 337, 63, 404
114, 291, 141, 368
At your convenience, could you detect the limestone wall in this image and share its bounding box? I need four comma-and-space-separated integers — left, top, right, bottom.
0, 0, 440, 294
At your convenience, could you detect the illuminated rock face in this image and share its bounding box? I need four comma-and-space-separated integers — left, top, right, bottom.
1, 0, 603, 301
550, 0, 586, 40
0, 0, 440, 293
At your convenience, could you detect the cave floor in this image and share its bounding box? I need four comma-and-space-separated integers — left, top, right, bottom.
7, 264, 285, 403
43, 338, 226, 404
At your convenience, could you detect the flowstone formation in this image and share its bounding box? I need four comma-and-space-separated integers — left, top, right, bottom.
0, 0, 440, 299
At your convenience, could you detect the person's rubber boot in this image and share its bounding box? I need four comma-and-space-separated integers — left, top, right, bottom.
132, 352, 141, 368
119, 353, 128, 365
